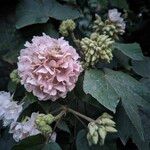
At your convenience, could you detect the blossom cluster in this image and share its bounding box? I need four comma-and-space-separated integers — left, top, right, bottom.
9, 113, 40, 142
0, 91, 40, 142
0, 91, 22, 126
18, 34, 82, 101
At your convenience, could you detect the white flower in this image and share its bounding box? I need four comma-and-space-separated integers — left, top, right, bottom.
3, 101, 23, 126
108, 9, 126, 33
0, 91, 11, 119
0, 91, 23, 126
108, 9, 123, 22
9, 112, 41, 142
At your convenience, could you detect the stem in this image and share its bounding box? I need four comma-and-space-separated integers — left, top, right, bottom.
54, 110, 66, 121
70, 32, 80, 47
67, 108, 95, 122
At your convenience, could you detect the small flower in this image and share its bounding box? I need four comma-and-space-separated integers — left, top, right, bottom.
0, 91, 23, 126
0, 91, 11, 119
3, 101, 23, 126
17, 33, 82, 101
108, 9, 123, 23
108, 9, 126, 32
9, 112, 40, 142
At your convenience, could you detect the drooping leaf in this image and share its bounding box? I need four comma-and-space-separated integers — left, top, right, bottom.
116, 104, 150, 150
12, 134, 45, 150
83, 69, 150, 140
132, 57, 150, 78
42, 142, 62, 150
110, 0, 129, 10
114, 43, 144, 61
16, 0, 81, 29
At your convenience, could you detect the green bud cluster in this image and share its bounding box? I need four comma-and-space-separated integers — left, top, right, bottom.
10, 69, 20, 84
59, 19, 76, 37
93, 15, 124, 40
80, 33, 114, 67
87, 112, 117, 146
35, 114, 55, 135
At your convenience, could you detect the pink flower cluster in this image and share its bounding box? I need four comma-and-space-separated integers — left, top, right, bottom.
18, 34, 82, 101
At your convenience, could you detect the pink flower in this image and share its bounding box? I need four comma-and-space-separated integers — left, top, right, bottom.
18, 33, 82, 101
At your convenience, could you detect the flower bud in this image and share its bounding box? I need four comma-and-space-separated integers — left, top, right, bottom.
98, 126, 107, 145
10, 69, 20, 84
88, 122, 98, 136
105, 126, 117, 133
101, 118, 116, 126
59, 19, 76, 37
92, 131, 99, 145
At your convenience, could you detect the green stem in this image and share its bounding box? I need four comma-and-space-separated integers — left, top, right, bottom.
67, 107, 95, 122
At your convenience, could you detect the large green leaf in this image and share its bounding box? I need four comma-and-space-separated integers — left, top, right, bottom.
83, 69, 120, 112
116, 104, 150, 150
132, 57, 150, 78
83, 69, 150, 140
16, 0, 81, 29
114, 43, 144, 61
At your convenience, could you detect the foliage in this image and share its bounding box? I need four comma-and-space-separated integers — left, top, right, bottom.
0, 0, 150, 150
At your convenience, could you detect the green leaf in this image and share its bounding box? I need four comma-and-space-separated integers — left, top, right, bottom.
42, 142, 62, 150
110, 0, 129, 10
57, 120, 71, 134
12, 134, 45, 150
83, 69, 120, 112
98, 0, 108, 10
7, 81, 17, 93
132, 57, 150, 78
116, 105, 150, 150
0, 128, 16, 150
16, 0, 81, 29
83, 68, 150, 140
0, 19, 24, 63
114, 43, 144, 61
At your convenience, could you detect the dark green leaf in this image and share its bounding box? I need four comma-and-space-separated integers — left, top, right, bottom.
110, 0, 129, 9
98, 0, 108, 10
114, 43, 144, 61
42, 142, 62, 150
7, 81, 17, 93
12, 134, 45, 150
116, 104, 150, 150
16, 0, 81, 29
0, 128, 16, 150
132, 57, 150, 78
83, 69, 120, 112
0, 19, 24, 63
57, 120, 70, 134
83, 69, 150, 140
